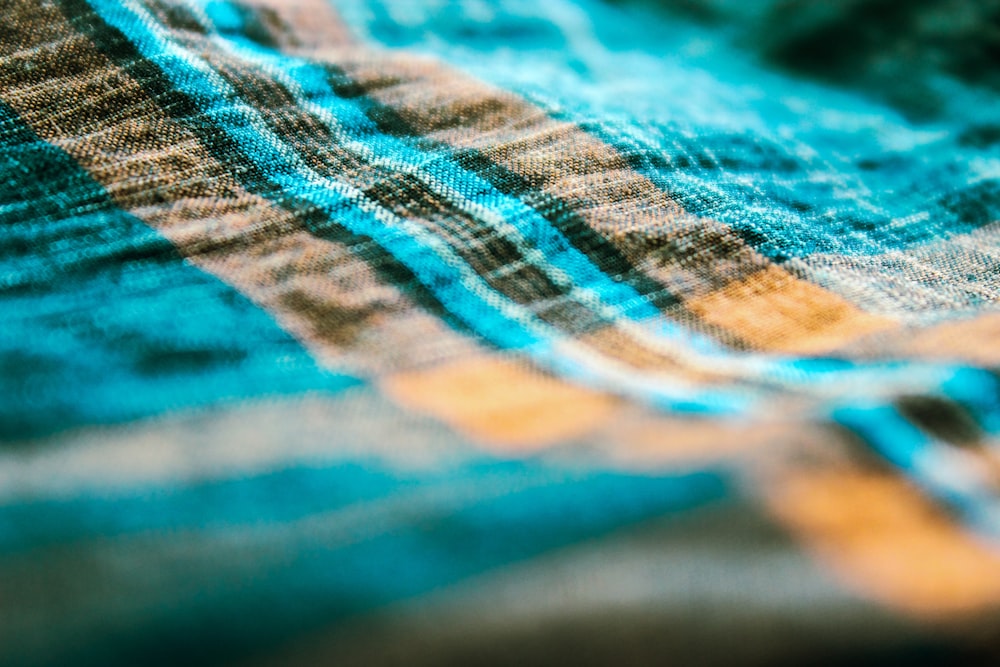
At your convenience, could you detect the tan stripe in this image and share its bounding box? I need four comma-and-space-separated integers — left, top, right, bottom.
578, 324, 747, 382
347, 65, 898, 355
334, 53, 761, 299
142, 14, 682, 363
594, 410, 800, 469
891, 312, 1000, 366
0, 2, 910, 452
765, 469, 1000, 618
137, 3, 762, 394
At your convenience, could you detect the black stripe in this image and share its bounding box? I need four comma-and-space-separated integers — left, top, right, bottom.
212, 4, 770, 349
896, 395, 983, 446
320, 70, 764, 348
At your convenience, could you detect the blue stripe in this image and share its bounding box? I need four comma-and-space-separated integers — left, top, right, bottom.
201, 0, 674, 328
90, 0, 544, 351
0, 455, 727, 662
940, 367, 1000, 437
347, 0, 1000, 258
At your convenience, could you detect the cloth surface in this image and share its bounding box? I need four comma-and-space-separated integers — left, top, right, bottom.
2, 1, 1000, 664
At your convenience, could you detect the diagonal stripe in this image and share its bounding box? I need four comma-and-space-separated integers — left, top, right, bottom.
160, 3, 775, 388
203, 1, 1000, 411
168, 0, 976, 401
835, 404, 1000, 540
165, 3, 705, 340
0, 0, 660, 453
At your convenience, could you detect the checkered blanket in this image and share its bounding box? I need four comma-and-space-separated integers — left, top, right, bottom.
3, 1, 999, 664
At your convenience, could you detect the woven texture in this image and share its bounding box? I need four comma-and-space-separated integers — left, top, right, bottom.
3, 1, 1000, 664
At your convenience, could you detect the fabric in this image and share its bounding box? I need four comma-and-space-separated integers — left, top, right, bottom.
2, 0, 1000, 664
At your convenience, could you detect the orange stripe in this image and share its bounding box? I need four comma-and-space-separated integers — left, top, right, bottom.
686, 265, 895, 354
765, 469, 1000, 618
382, 355, 621, 451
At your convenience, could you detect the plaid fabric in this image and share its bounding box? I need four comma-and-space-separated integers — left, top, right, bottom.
2, 1, 999, 664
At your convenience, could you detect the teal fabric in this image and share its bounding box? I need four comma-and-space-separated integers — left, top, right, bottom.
2, 2, 1000, 666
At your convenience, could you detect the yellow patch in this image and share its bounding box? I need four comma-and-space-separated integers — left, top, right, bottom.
603, 416, 793, 468
766, 471, 1000, 618
382, 356, 619, 451
688, 266, 895, 354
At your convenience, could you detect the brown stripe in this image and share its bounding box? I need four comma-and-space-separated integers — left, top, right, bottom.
855, 312, 1000, 367
332, 52, 769, 299
132, 11, 742, 376
236, 1, 765, 296
337, 62, 900, 354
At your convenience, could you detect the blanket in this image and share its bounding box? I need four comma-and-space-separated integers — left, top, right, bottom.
3, 0, 1000, 664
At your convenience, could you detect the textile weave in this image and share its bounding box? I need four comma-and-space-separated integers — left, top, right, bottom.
2, 0, 1000, 664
